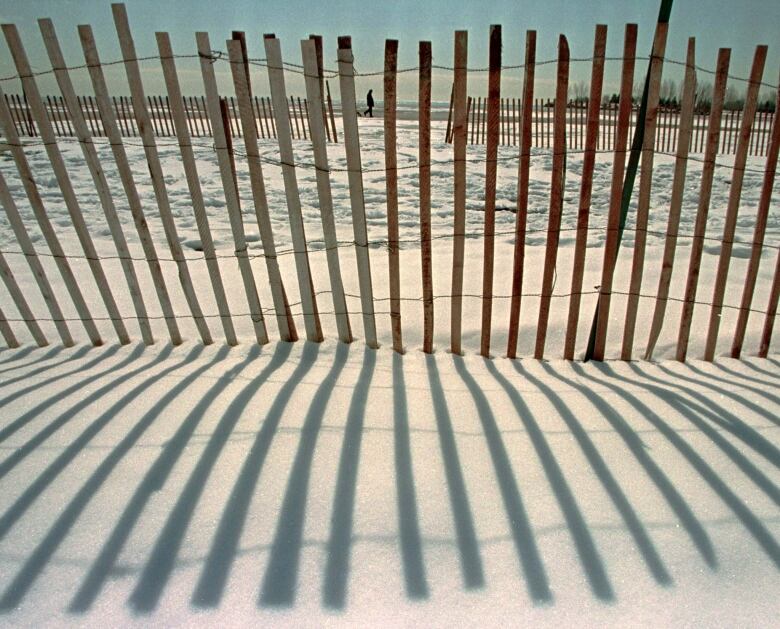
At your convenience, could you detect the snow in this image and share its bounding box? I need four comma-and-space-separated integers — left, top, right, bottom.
0, 115, 778, 626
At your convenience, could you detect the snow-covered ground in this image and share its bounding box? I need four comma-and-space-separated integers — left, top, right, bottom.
0, 116, 778, 625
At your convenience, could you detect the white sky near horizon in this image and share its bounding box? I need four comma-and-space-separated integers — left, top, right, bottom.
0, 0, 777, 104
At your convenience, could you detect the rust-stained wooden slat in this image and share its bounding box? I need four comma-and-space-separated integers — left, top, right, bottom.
420, 40, 434, 354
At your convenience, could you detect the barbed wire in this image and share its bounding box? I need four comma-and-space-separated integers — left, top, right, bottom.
1, 49, 778, 91
1, 285, 773, 326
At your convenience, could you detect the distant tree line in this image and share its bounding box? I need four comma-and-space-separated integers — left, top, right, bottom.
567, 79, 776, 114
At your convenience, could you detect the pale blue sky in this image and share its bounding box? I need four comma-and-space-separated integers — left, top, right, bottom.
0, 0, 777, 102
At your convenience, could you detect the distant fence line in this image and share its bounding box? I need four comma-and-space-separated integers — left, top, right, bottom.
2, 89, 339, 142
0, 7, 779, 363
444, 96, 776, 155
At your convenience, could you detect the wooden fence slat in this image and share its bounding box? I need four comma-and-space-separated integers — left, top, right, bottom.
676, 48, 731, 361
302, 98, 310, 140
0, 118, 77, 346
731, 76, 780, 358
40, 18, 153, 345
298, 97, 307, 139
259, 95, 272, 138
420, 40, 434, 354
445, 83, 454, 143
157, 31, 238, 346
480, 25, 501, 358
325, 81, 337, 142
226, 37, 299, 342
252, 96, 264, 138
534, 35, 569, 359
4, 24, 125, 345
266, 96, 276, 138
703, 45, 767, 361
0, 247, 48, 346
196, 32, 270, 345
265, 34, 323, 342
0, 303, 18, 348
621, 21, 668, 361
468, 95, 474, 144
4, 94, 21, 135
507, 30, 535, 359
450, 30, 468, 355
336, 35, 377, 347
563, 24, 606, 360
79, 24, 182, 345
592, 23, 637, 360
759, 248, 780, 357
732, 73, 780, 357
289, 94, 299, 139
112, 4, 212, 344
300, 39, 352, 343
45, 95, 61, 136
645, 37, 697, 359
308, 35, 331, 143
384, 39, 403, 352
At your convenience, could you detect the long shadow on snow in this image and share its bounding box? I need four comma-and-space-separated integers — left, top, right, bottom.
0, 345, 38, 370
425, 354, 484, 590
128, 341, 311, 613
451, 355, 552, 604
573, 362, 780, 569
0, 343, 130, 450
322, 347, 376, 610
0, 344, 222, 610
0, 345, 83, 390
539, 362, 717, 569
505, 361, 672, 586
69, 342, 271, 613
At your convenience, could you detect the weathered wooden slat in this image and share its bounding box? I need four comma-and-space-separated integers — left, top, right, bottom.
704, 45, 767, 361
227, 37, 300, 342
0, 303, 18, 348
265, 34, 323, 342
592, 23, 637, 361
534, 35, 569, 360
384, 39, 403, 352
759, 250, 780, 357
444, 83, 454, 143
196, 32, 269, 345
621, 21, 668, 361
326, 81, 337, 142
79, 24, 182, 345
300, 39, 351, 343
420, 40, 434, 354
112, 4, 212, 344
0, 155, 74, 346
6, 24, 129, 345
480, 25, 501, 358
308, 35, 331, 143
157, 31, 238, 345
645, 37, 697, 359
563, 24, 606, 360
40, 18, 153, 345
506, 30, 535, 359
731, 72, 780, 358
450, 30, 468, 355
0, 232, 48, 346
676, 48, 730, 362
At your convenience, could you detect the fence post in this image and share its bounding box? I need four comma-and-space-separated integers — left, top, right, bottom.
591, 24, 637, 361
645, 37, 697, 359
507, 30, 535, 359
300, 39, 352, 343
450, 30, 468, 355
40, 18, 153, 345
384, 39, 403, 352
480, 25, 501, 358
334, 35, 378, 348
265, 34, 324, 342
621, 21, 668, 360
564, 24, 606, 360
226, 37, 300, 342
420, 40, 434, 354
534, 35, 569, 359
113, 4, 212, 344
732, 71, 780, 358
78, 25, 182, 345
676, 49, 730, 361
4, 24, 128, 345
157, 31, 238, 345
704, 45, 767, 361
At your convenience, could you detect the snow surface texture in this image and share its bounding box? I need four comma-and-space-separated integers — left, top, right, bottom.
0, 341, 778, 626
0, 117, 778, 626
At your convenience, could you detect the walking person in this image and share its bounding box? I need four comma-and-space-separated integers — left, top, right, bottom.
364, 89, 374, 117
